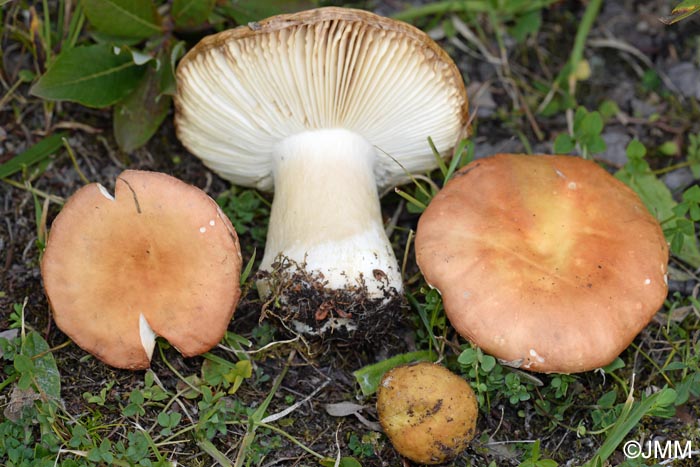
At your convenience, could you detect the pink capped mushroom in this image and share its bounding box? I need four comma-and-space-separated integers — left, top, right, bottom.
416, 154, 669, 373
41, 170, 242, 370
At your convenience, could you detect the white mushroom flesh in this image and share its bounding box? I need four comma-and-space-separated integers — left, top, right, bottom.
139, 313, 157, 360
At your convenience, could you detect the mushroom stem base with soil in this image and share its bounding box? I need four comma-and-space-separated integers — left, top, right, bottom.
255, 128, 406, 340
257, 128, 403, 299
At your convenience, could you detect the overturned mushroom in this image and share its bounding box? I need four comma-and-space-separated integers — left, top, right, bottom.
41, 170, 242, 370
377, 362, 478, 464
415, 154, 669, 373
175, 7, 468, 334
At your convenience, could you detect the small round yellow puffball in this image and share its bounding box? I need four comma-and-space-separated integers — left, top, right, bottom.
376, 362, 478, 464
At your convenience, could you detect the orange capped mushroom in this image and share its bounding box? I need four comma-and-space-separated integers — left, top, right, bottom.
41, 170, 242, 370
415, 154, 669, 373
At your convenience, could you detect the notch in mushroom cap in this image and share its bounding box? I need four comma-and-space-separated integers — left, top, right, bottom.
415, 154, 669, 374
174, 7, 469, 329
41, 170, 242, 370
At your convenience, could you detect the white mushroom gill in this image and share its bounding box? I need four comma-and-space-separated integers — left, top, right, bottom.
139, 313, 157, 360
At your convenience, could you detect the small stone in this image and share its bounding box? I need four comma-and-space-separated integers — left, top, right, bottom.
662, 167, 695, 193
474, 138, 522, 159
631, 98, 657, 119
3, 385, 40, 422
0, 329, 19, 358
467, 82, 497, 118
598, 130, 631, 167
667, 62, 700, 99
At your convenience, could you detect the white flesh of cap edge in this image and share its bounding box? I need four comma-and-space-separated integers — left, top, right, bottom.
139, 313, 157, 361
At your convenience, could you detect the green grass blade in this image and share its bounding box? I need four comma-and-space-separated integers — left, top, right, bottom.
428, 136, 449, 179
198, 440, 233, 467
352, 349, 437, 396
405, 289, 440, 352
582, 387, 677, 466
240, 249, 256, 285
0, 132, 67, 178
444, 139, 474, 183
660, 1, 700, 24
394, 187, 427, 212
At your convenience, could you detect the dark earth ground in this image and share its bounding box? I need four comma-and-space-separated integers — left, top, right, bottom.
2, 1, 700, 466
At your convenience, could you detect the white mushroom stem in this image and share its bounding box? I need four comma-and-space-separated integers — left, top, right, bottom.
258, 128, 403, 298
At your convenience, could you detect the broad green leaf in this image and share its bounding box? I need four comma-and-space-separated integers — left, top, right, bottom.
113, 63, 172, 152
0, 132, 67, 178
553, 133, 575, 154
683, 185, 700, 202
659, 141, 679, 156
160, 41, 186, 96
172, 0, 216, 29
598, 99, 620, 120
14, 354, 34, 374
30, 44, 146, 107
585, 134, 606, 155
508, 9, 541, 43
601, 358, 625, 373
616, 168, 700, 267
82, 0, 161, 39
457, 348, 478, 365
626, 139, 646, 159
653, 387, 678, 407
480, 354, 496, 372
690, 204, 700, 221
579, 111, 603, 137
89, 30, 145, 46
320, 457, 363, 467
22, 331, 61, 400
218, 0, 316, 24
660, 0, 700, 24
352, 350, 437, 396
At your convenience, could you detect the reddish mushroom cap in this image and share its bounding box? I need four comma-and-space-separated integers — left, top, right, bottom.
41, 170, 242, 370
416, 154, 669, 373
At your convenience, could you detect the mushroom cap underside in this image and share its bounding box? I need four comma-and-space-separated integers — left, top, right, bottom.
377, 362, 478, 464
175, 7, 469, 190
